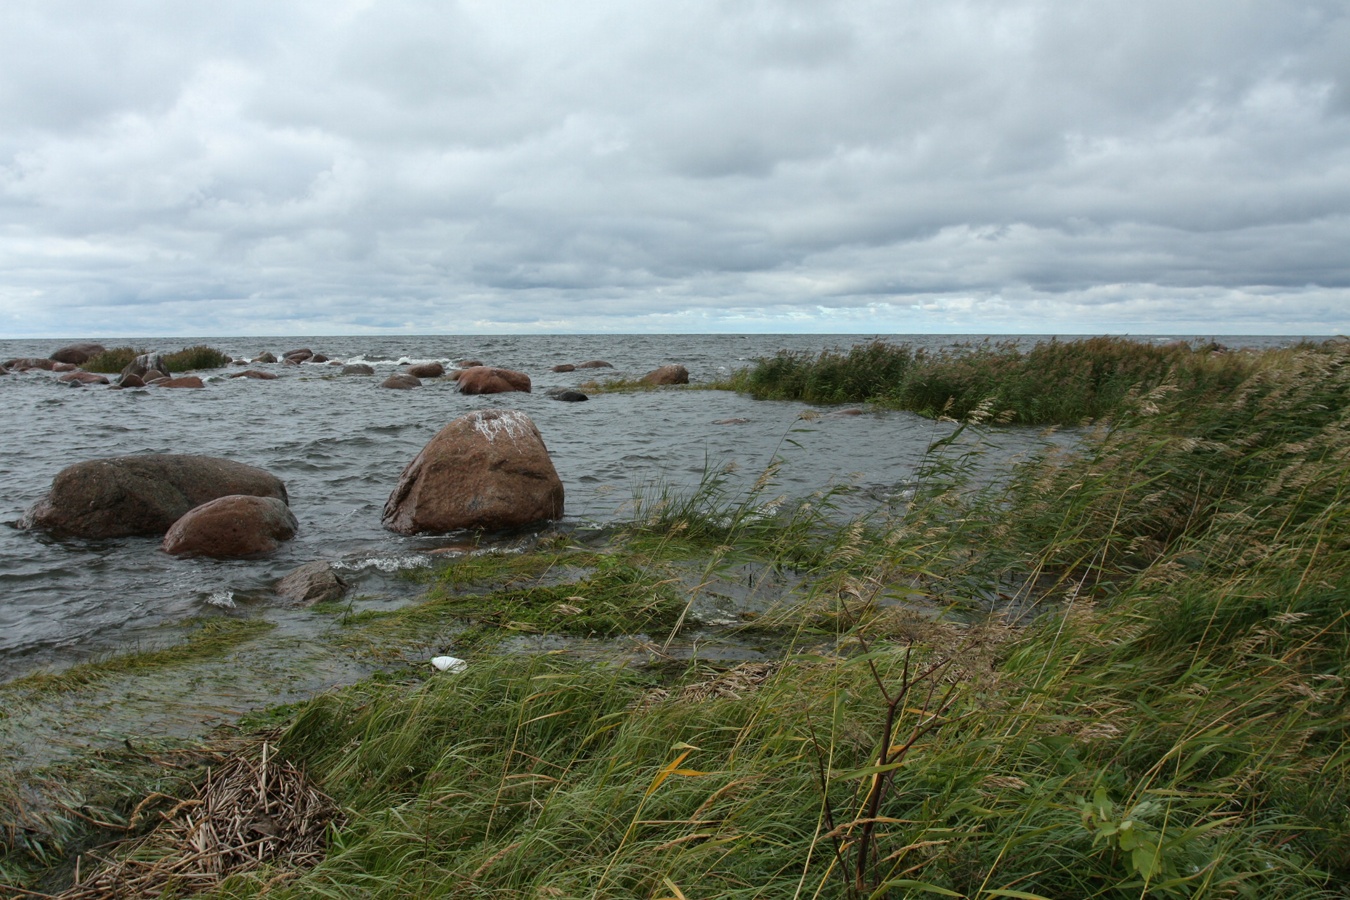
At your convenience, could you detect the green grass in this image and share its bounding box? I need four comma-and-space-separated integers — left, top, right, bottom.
7, 341, 1350, 898
719, 336, 1274, 425
82, 346, 144, 373
161, 344, 231, 371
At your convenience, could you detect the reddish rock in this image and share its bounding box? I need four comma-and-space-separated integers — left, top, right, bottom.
4, 357, 58, 371
341, 364, 375, 376
382, 409, 564, 534
121, 353, 172, 379
551, 364, 576, 373
640, 364, 689, 385
456, 366, 531, 395
52, 362, 78, 372
117, 373, 146, 388
58, 372, 110, 385
252, 352, 278, 363
162, 494, 298, 558
21, 454, 289, 538
310, 353, 329, 363
283, 348, 313, 362
406, 362, 445, 379
275, 560, 348, 606
228, 370, 278, 380
158, 376, 205, 389
577, 360, 613, 369
382, 374, 422, 389
49, 343, 106, 365
143, 370, 168, 383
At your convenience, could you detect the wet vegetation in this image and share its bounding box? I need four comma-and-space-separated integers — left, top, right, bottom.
82, 344, 231, 374
3, 338, 1349, 897
718, 335, 1276, 425
161, 345, 231, 372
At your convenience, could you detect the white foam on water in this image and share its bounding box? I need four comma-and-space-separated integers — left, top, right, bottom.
334, 555, 432, 573
205, 591, 236, 608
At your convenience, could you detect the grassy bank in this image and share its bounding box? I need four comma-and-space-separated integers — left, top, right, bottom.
717, 336, 1290, 425
4, 341, 1348, 898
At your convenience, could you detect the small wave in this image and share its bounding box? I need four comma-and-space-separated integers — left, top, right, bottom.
333, 555, 432, 573
204, 591, 237, 608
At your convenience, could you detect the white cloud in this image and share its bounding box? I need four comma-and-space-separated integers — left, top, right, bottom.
1, 0, 1347, 337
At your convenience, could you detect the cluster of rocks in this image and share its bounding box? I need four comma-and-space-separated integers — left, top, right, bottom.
19, 409, 566, 607
7, 343, 695, 403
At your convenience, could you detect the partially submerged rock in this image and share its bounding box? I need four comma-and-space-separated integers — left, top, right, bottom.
157, 376, 205, 389
341, 363, 375, 376
21, 454, 289, 538
4, 357, 58, 371
50, 343, 105, 365
162, 494, 298, 558
228, 369, 278, 380
640, 364, 689, 386
382, 373, 422, 389
406, 362, 445, 379
577, 360, 613, 369
548, 389, 589, 402
58, 372, 110, 385
275, 561, 348, 606
382, 409, 564, 534
121, 353, 172, 380
455, 366, 531, 395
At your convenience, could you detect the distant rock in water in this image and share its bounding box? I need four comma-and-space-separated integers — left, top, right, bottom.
577, 360, 613, 369
275, 561, 348, 606
162, 494, 298, 559
456, 359, 483, 368
21, 454, 289, 538
406, 362, 445, 379
121, 353, 172, 380
341, 363, 375, 376
228, 369, 278, 380
4, 357, 58, 371
551, 363, 576, 373
252, 352, 278, 363
640, 364, 689, 385
382, 409, 564, 535
116, 373, 146, 388
548, 389, 589, 402
382, 373, 421, 389
283, 348, 313, 362
49, 343, 105, 365
157, 376, 205, 389
455, 366, 531, 394
58, 372, 110, 385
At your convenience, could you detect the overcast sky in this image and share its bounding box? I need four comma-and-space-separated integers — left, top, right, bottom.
2, 0, 1348, 338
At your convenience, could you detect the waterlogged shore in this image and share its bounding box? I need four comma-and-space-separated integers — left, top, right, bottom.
4, 337, 1349, 899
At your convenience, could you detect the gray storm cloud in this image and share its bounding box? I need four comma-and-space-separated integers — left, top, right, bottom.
1, 0, 1347, 336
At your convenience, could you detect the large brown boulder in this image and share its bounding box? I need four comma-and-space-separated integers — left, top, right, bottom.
382, 409, 564, 534
20, 454, 289, 538
455, 366, 531, 395
382, 374, 422, 389
162, 495, 298, 558
49, 343, 105, 365
640, 364, 689, 385
157, 376, 204, 389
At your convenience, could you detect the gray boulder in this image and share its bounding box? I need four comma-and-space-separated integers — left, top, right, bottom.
276, 561, 348, 606
21, 454, 288, 538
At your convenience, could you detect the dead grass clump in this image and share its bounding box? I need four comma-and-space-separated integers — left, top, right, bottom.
57, 741, 340, 899
635, 661, 778, 709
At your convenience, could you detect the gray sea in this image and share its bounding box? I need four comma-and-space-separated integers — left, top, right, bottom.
0, 332, 1321, 683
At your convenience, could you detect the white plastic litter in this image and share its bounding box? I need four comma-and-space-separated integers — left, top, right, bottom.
431, 656, 467, 673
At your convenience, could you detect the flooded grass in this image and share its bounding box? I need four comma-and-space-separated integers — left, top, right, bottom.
5, 340, 1350, 897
